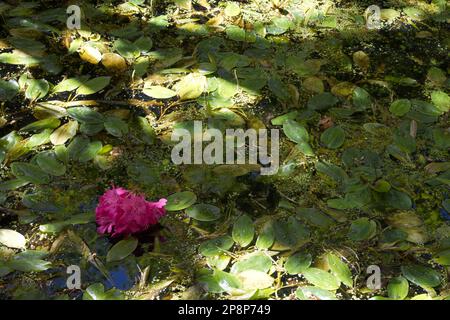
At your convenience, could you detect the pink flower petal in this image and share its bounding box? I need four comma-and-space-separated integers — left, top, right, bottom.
95, 187, 167, 237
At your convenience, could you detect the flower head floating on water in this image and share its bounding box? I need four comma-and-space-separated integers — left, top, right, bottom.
95, 187, 167, 237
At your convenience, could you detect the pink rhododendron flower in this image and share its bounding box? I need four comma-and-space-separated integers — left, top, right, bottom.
96, 187, 167, 237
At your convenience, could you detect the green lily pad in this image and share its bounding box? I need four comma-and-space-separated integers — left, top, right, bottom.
186, 204, 221, 221
282, 120, 309, 144
226, 25, 246, 42
237, 270, 274, 290
320, 126, 345, 149
106, 237, 138, 263
326, 253, 353, 287
83, 283, 124, 300
78, 140, 103, 162
0, 229, 26, 249
104, 116, 129, 137
213, 269, 243, 293
20, 118, 61, 132
284, 252, 312, 274
296, 286, 337, 300
431, 91, 449, 113
35, 151, 66, 176
199, 236, 234, 257
50, 121, 78, 145
348, 218, 377, 241
389, 99, 411, 116
401, 265, 442, 288
224, 2, 241, 17
232, 215, 254, 247
76, 77, 111, 95
255, 221, 275, 249
307, 92, 339, 111
11, 162, 50, 184
0, 79, 19, 101
67, 107, 104, 124
230, 252, 272, 274
387, 276, 409, 300
302, 268, 341, 291
165, 191, 197, 211
433, 249, 450, 266
25, 79, 49, 100
113, 38, 140, 59
143, 86, 177, 99
272, 217, 310, 250
52, 77, 88, 93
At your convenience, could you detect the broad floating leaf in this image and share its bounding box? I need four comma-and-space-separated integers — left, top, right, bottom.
213, 269, 243, 293
302, 268, 341, 291
401, 265, 442, 288
272, 217, 310, 250
389, 99, 411, 116
35, 151, 66, 176
7, 256, 51, 272
52, 76, 88, 93
226, 25, 246, 42
434, 249, 450, 266
143, 86, 177, 99
79, 45, 102, 64
25, 79, 49, 100
0, 229, 26, 249
387, 276, 409, 300
67, 107, 104, 124
67, 136, 89, 160
255, 221, 275, 249
133, 116, 156, 145
106, 237, 138, 263
282, 120, 309, 144
431, 91, 449, 113
199, 236, 234, 257
0, 79, 19, 101
266, 16, 292, 35
352, 87, 372, 110
348, 218, 377, 241
353, 51, 370, 71
320, 126, 345, 149
308, 92, 339, 111
186, 203, 221, 221
165, 191, 197, 211
11, 162, 50, 184
26, 129, 52, 148
101, 53, 127, 72
104, 117, 129, 137
83, 283, 124, 300
284, 252, 312, 274
326, 253, 353, 287
76, 77, 111, 95
237, 270, 274, 290
174, 74, 207, 100
19, 118, 60, 132
224, 2, 241, 17
230, 253, 272, 274
50, 120, 78, 145
232, 215, 255, 247
134, 36, 153, 53
78, 140, 103, 162
296, 286, 337, 300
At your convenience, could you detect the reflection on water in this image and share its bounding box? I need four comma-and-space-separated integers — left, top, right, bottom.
48, 260, 138, 298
